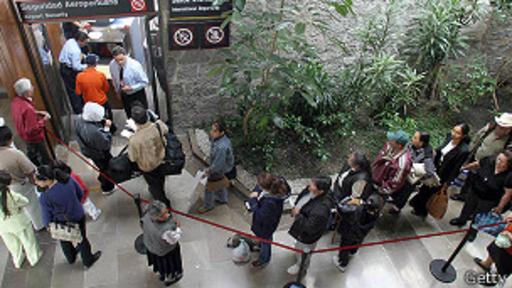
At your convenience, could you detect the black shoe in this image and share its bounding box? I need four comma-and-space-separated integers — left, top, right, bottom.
85, 251, 102, 269
164, 273, 183, 286
473, 257, 491, 272
450, 193, 465, 202
251, 260, 268, 269
449, 218, 466, 227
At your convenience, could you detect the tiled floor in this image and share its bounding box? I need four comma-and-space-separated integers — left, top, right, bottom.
0, 135, 511, 288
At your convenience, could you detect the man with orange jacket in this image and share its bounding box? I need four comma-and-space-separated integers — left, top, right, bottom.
76, 54, 113, 121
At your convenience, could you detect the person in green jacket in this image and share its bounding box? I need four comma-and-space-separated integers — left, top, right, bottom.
0, 170, 42, 269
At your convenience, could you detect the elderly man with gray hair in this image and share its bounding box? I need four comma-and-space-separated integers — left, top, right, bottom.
11, 78, 52, 166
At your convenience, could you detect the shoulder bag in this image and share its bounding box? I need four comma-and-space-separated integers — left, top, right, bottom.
107, 145, 140, 183
45, 194, 83, 244
426, 184, 449, 220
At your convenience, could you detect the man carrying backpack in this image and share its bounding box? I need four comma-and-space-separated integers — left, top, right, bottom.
451, 113, 512, 202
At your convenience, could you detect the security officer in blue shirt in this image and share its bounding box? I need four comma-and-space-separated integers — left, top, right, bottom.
59, 31, 88, 114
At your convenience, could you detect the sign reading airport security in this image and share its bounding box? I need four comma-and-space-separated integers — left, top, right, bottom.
16, 0, 156, 23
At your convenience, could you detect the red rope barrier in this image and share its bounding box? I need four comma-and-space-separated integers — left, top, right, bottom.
46, 130, 303, 254
46, 130, 508, 255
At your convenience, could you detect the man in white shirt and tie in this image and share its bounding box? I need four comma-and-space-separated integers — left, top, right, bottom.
109, 46, 149, 118
59, 31, 89, 114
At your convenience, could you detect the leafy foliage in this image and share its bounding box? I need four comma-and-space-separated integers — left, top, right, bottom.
211, 0, 354, 168
381, 112, 452, 149
210, 0, 503, 172
438, 58, 497, 112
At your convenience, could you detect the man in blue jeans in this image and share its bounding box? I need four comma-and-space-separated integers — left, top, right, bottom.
198, 121, 235, 214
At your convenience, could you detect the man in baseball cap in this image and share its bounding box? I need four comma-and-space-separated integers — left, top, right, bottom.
75, 53, 114, 125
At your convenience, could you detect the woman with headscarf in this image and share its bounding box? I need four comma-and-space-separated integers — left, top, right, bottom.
75, 102, 115, 195
0, 170, 42, 269
141, 200, 183, 286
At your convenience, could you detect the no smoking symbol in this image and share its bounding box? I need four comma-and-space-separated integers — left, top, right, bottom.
174, 28, 193, 47
131, 0, 146, 12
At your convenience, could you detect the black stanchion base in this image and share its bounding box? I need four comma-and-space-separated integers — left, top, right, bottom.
430, 259, 456, 283
283, 282, 306, 288
134, 234, 147, 255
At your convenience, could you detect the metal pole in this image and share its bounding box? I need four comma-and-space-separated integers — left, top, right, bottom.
133, 193, 147, 255
430, 224, 478, 283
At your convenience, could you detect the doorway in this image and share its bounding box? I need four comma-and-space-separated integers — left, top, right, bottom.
26, 15, 168, 142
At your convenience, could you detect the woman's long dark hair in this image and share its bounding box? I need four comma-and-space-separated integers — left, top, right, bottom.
418, 131, 431, 147
36, 165, 70, 184
352, 151, 372, 176
456, 123, 471, 144
0, 170, 12, 217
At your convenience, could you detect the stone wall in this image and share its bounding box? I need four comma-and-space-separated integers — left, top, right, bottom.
162, 0, 512, 129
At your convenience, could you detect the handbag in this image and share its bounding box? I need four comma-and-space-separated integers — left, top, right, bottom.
426, 184, 449, 220
107, 146, 140, 183
473, 212, 506, 237
155, 122, 186, 176
407, 163, 427, 185
45, 194, 83, 244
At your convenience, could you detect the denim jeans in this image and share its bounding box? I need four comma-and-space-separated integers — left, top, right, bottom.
258, 236, 272, 264
204, 188, 228, 209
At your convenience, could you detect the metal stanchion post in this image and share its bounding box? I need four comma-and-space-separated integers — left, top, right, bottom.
430, 224, 478, 283
133, 194, 147, 255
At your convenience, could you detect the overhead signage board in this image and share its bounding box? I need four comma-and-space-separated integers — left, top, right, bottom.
169, 20, 229, 50
169, 0, 232, 20
15, 0, 156, 23
169, 0, 232, 50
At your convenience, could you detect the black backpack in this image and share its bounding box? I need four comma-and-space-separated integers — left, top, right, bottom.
155, 122, 186, 175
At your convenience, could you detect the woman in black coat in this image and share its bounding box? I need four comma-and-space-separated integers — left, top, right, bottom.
287, 176, 334, 276
410, 123, 471, 217
450, 151, 512, 226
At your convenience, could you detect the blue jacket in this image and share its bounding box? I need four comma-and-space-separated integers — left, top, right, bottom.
39, 179, 85, 227
249, 192, 285, 239
209, 135, 234, 180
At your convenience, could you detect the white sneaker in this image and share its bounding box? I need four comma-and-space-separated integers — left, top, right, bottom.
332, 255, 346, 272
287, 264, 300, 275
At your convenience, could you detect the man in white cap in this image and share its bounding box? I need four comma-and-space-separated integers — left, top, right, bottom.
451, 112, 512, 201
11, 78, 52, 166
75, 102, 115, 194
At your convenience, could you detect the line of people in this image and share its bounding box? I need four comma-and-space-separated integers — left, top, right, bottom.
240, 113, 512, 284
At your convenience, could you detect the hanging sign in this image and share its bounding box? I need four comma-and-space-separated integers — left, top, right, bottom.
169, 0, 231, 50
169, 20, 229, 50
15, 0, 156, 23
